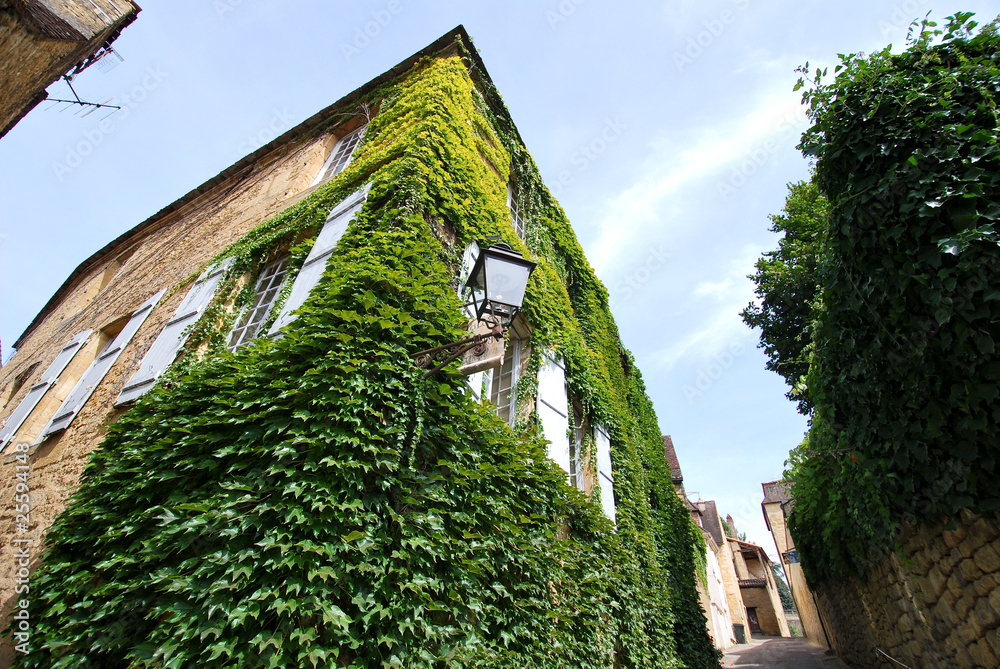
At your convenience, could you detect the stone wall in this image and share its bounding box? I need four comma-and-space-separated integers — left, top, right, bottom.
0, 124, 341, 667
812, 510, 1000, 668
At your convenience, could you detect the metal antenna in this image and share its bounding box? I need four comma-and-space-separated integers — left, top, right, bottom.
46, 75, 121, 114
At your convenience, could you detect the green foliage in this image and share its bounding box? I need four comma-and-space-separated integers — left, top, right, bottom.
11, 51, 716, 668
779, 12, 1000, 581
770, 563, 795, 612
742, 179, 827, 414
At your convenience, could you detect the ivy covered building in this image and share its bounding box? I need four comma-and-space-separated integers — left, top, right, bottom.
0, 27, 716, 668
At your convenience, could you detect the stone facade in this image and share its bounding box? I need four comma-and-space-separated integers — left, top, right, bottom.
761, 480, 830, 648
812, 510, 1000, 668
0, 0, 139, 138
730, 537, 790, 638
0, 78, 359, 668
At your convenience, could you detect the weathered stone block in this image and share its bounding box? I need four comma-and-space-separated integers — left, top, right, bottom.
973, 573, 1000, 598
949, 572, 969, 599
974, 543, 1000, 574
958, 615, 979, 644
970, 637, 999, 668
961, 557, 984, 583
945, 527, 968, 548
974, 596, 999, 632
986, 627, 1000, 657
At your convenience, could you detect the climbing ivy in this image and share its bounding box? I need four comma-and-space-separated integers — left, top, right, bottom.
11, 45, 715, 668
777, 13, 1000, 582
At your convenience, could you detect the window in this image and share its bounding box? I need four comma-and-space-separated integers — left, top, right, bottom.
313, 125, 366, 185
38, 290, 164, 441
267, 187, 368, 337
489, 334, 521, 426
507, 182, 526, 240
228, 257, 289, 351
570, 410, 586, 491
0, 332, 90, 453
594, 425, 616, 524
115, 259, 233, 405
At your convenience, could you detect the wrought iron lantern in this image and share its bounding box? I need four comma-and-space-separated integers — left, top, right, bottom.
463, 243, 536, 329
412, 243, 536, 378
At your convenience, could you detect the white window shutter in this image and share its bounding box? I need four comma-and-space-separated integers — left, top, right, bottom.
537, 351, 571, 475
457, 240, 480, 319
595, 424, 616, 524
0, 330, 91, 452
268, 187, 369, 336
116, 260, 232, 405
466, 370, 485, 401
40, 290, 164, 440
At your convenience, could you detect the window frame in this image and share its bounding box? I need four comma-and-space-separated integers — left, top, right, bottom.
507, 182, 527, 240
312, 124, 366, 186
227, 256, 290, 352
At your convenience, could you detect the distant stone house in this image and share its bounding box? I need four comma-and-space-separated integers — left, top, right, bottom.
663, 436, 737, 650
762, 479, 830, 648
0, 0, 140, 138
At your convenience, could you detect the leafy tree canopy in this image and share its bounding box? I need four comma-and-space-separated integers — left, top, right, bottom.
748, 12, 1000, 581
742, 179, 828, 414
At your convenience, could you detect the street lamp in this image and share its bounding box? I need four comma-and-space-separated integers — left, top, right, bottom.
412, 243, 536, 377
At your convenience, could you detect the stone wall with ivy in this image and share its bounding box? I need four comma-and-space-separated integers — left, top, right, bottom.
813, 511, 1000, 668
6, 40, 717, 668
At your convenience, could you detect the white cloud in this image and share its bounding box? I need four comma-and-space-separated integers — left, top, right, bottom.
585, 88, 806, 277
649, 244, 763, 372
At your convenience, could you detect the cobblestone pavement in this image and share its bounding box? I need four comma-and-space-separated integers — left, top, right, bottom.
722, 635, 850, 668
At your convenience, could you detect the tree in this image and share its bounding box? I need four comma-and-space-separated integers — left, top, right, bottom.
742, 179, 827, 414
748, 12, 1000, 581
770, 562, 796, 612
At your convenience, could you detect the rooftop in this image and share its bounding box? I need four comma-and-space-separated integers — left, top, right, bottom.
13, 25, 497, 350
662, 435, 683, 483
762, 480, 792, 505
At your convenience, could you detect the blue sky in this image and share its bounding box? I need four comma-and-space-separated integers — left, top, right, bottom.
2, 0, 996, 555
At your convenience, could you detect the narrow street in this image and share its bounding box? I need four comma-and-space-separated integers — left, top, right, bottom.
722, 636, 849, 669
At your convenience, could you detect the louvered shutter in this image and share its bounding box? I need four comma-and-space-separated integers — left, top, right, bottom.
537, 351, 571, 474
595, 424, 616, 524
268, 187, 368, 336
39, 290, 164, 440
116, 261, 232, 405
0, 330, 91, 453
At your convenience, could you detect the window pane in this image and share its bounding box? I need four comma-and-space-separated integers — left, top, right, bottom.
228, 257, 289, 351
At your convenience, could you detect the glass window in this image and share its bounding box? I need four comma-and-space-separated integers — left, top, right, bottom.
507, 182, 526, 240
316, 126, 366, 183
228, 257, 289, 351
489, 334, 521, 426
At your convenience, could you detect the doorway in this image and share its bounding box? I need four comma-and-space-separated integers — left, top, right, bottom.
746, 607, 761, 634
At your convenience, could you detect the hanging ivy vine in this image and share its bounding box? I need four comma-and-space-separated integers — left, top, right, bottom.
10, 42, 715, 669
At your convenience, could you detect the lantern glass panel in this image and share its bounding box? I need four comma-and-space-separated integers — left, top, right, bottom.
484, 255, 531, 308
